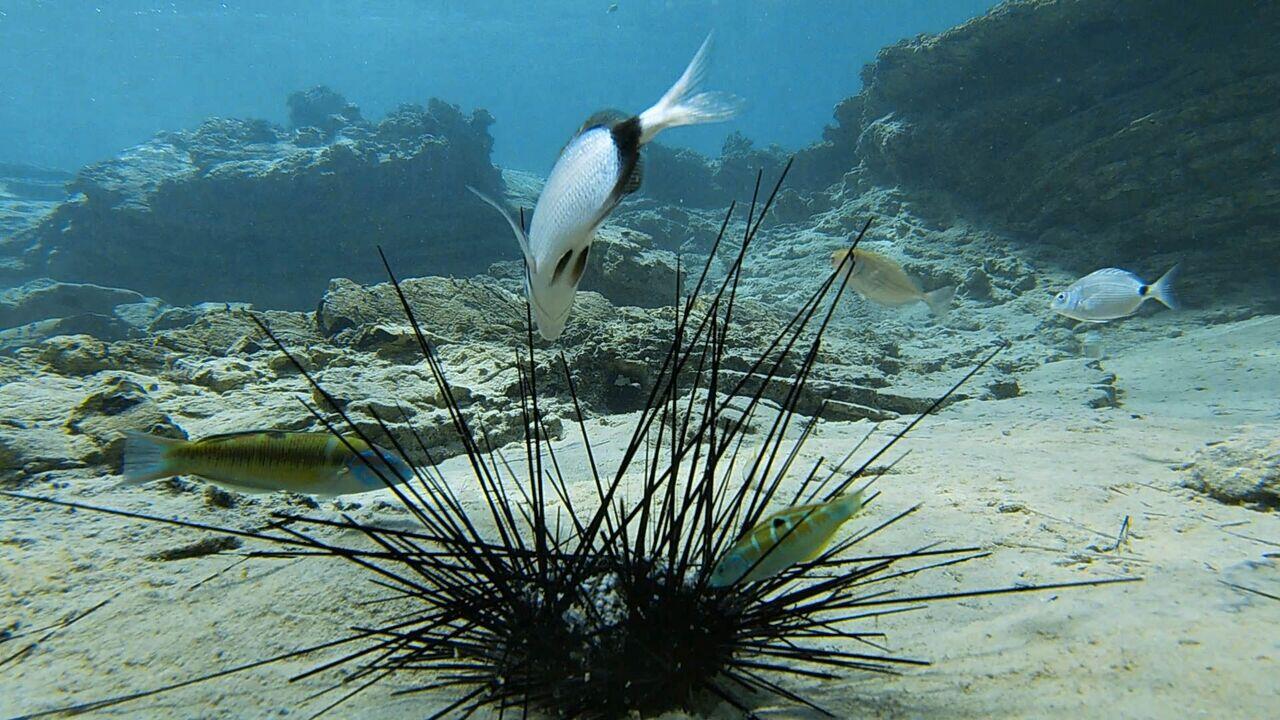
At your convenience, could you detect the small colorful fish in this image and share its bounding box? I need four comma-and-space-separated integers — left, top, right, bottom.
472, 33, 741, 341
121, 430, 414, 496
709, 491, 866, 588
831, 248, 955, 316
1051, 265, 1179, 322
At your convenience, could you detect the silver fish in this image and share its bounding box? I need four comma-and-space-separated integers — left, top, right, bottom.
1051, 265, 1179, 322
472, 34, 741, 340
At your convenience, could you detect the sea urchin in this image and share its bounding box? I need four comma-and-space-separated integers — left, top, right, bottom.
4, 163, 1135, 719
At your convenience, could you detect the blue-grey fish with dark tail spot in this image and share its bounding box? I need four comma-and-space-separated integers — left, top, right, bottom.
1051, 265, 1180, 322
121, 430, 415, 496
471, 33, 741, 341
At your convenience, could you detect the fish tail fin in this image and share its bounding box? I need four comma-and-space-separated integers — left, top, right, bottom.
637, 33, 743, 145
1146, 264, 1180, 310
834, 489, 867, 520
467, 186, 536, 273
121, 431, 182, 485
923, 285, 957, 317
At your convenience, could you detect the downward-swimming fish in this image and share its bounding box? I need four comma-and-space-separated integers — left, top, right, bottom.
472, 34, 741, 340
122, 430, 415, 496
709, 491, 866, 588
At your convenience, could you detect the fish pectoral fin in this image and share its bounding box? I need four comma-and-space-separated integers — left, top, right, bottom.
468, 185, 536, 273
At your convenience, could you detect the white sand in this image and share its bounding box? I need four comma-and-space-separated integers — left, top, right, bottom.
3, 316, 1277, 719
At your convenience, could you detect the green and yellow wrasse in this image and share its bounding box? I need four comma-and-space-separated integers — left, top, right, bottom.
708, 491, 866, 588
122, 430, 415, 496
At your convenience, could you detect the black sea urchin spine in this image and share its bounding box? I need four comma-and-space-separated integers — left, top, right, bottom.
4, 162, 1136, 720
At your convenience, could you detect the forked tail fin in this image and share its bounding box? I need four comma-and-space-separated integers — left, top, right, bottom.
121, 431, 182, 485
834, 489, 867, 521
923, 285, 957, 317
1146, 264, 1180, 310
637, 33, 743, 145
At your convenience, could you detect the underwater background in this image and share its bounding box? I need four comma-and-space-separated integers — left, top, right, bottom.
2, 1, 1278, 718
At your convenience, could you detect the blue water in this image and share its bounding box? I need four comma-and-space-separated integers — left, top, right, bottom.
0, 0, 996, 173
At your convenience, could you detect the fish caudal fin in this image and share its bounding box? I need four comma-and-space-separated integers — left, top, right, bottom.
637, 33, 743, 145
121, 431, 182, 485
467, 186, 536, 273
1145, 264, 1180, 310
833, 489, 867, 520
923, 285, 957, 317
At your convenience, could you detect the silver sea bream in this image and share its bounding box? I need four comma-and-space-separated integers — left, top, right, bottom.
1051, 265, 1179, 322
472, 34, 741, 340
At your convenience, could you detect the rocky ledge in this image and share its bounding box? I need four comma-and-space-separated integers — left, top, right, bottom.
7, 87, 507, 309
794, 0, 1278, 308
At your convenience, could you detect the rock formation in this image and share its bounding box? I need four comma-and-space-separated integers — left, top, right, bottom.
8, 89, 507, 309
796, 0, 1278, 306
0, 163, 69, 282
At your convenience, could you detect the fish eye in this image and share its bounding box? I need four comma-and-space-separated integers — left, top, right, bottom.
1054, 292, 1066, 302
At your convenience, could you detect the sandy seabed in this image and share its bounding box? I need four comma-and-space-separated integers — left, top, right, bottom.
3, 316, 1278, 719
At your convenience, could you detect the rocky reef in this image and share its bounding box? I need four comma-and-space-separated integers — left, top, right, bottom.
795, 0, 1278, 308
1, 0, 1274, 494
6, 88, 506, 309
0, 163, 69, 282
0, 265, 985, 490
1182, 427, 1280, 510
641, 133, 790, 210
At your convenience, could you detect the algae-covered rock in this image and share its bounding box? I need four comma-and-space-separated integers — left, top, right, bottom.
0, 278, 145, 329
63, 373, 184, 470
316, 276, 521, 342
27, 335, 115, 375
1182, 428, 1280, 510
578, 227, 684, 309
794, 0, 1279, 306
0, 374, 100, 483
13, 91, 505, 309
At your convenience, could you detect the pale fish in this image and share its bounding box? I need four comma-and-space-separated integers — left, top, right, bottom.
122, 430, 415, 496
1051, 265, 1179, 322
472, 34, 741, 341
708, 491, 866, 588
830, 248, 956, 316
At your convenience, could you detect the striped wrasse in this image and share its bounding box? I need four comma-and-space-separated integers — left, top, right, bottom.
122, 430, 414, 496
709, 490, 866, 588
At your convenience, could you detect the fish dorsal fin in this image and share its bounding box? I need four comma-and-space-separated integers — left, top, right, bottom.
198, 429, 288, 443
575, 108, 630, 138
558, 109, 632, 156
467, 186, 536, 273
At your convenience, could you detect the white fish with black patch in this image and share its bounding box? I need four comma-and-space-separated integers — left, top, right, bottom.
1050, 266, 1179, 322
471, 34, 741, 341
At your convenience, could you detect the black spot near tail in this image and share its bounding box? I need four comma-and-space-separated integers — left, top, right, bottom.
610, 116, 643, 198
